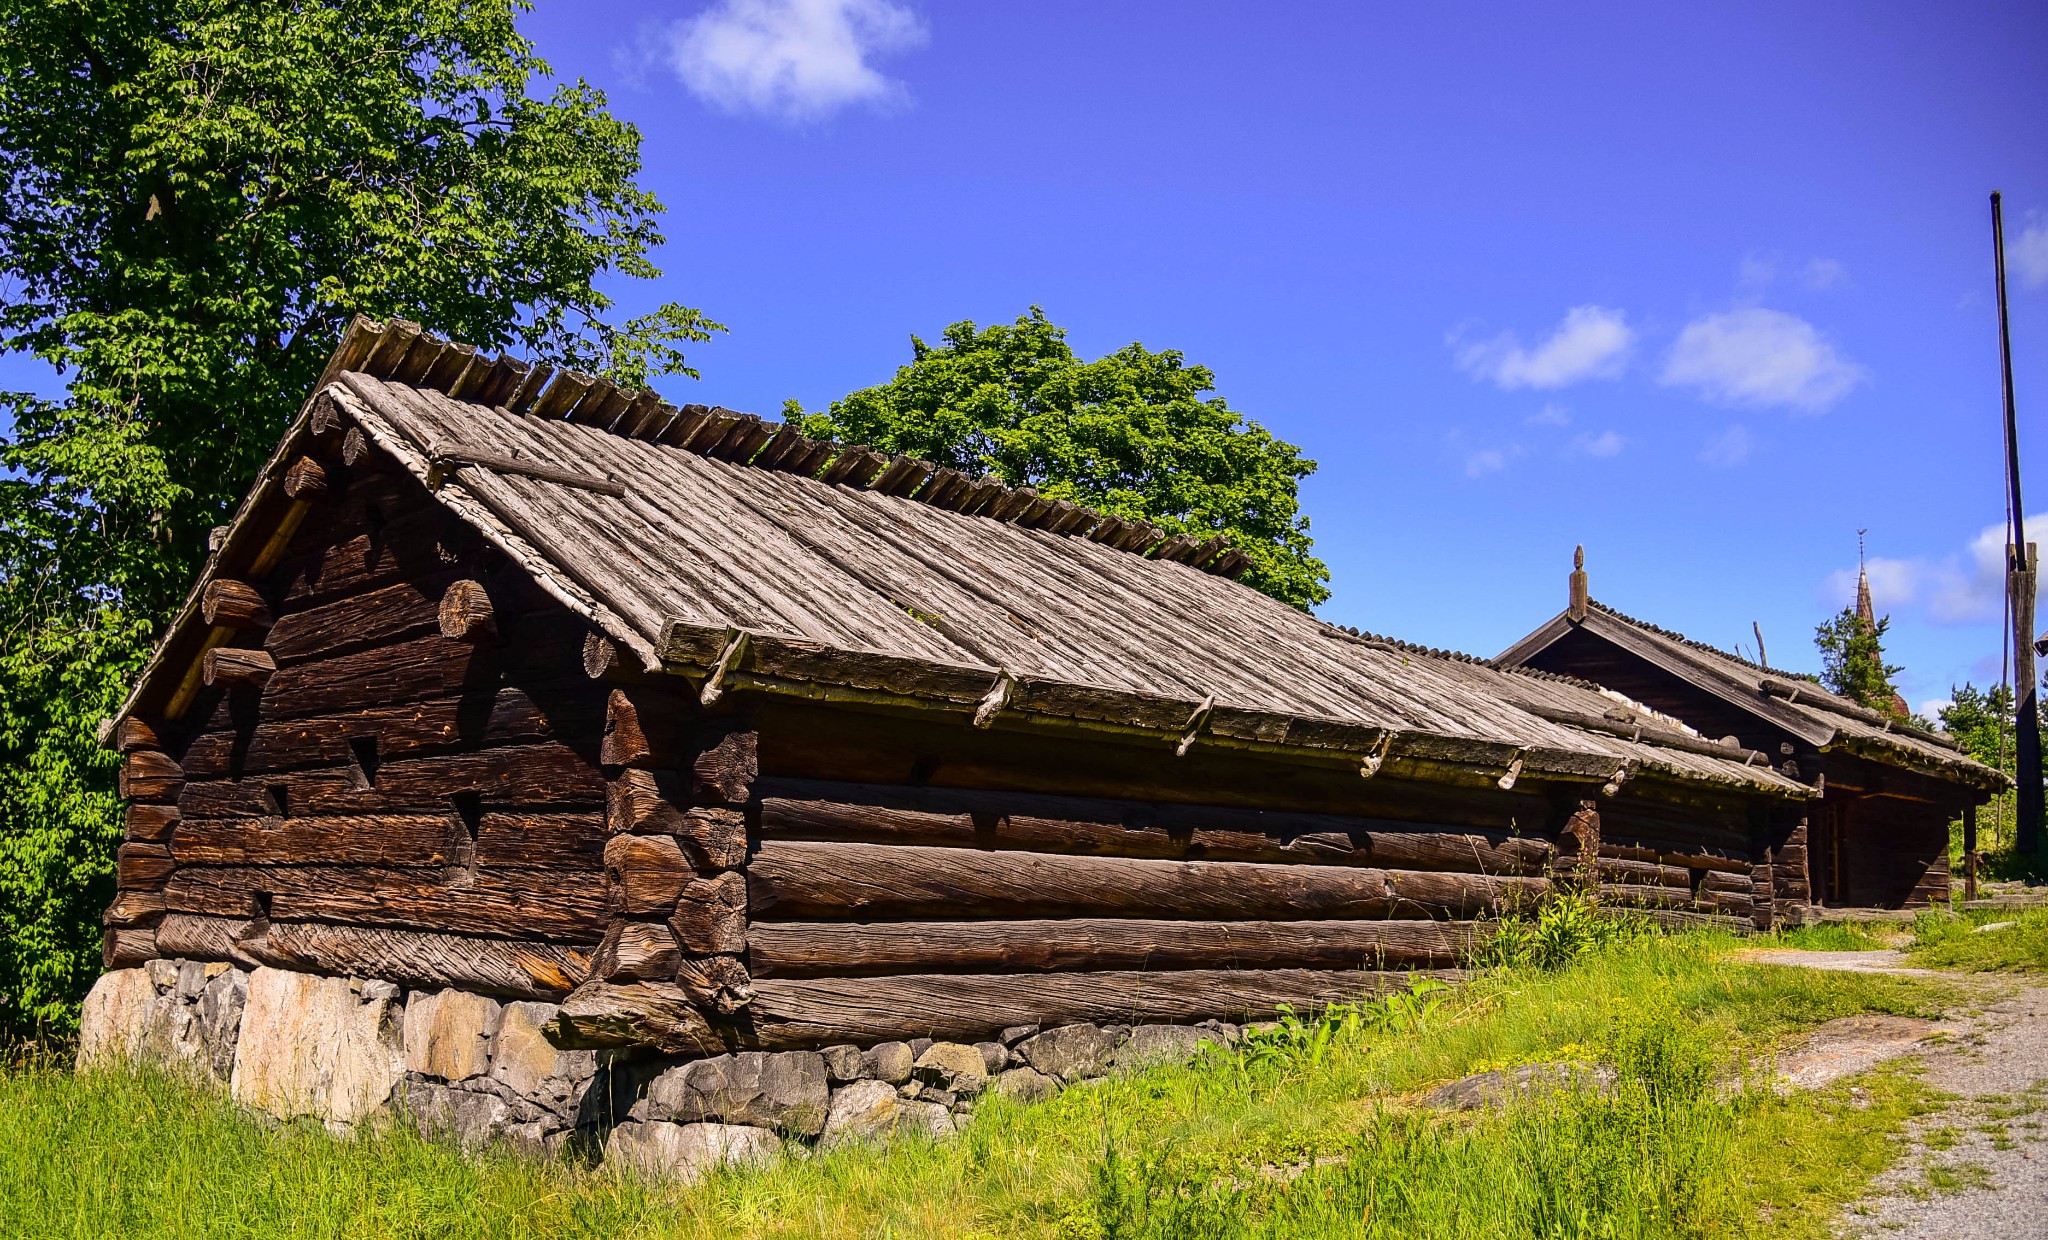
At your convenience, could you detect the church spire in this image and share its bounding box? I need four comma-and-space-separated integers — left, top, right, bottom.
1855, 529, 1875, 630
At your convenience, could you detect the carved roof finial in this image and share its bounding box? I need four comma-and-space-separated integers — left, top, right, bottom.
1855, 529, 1875, 629
1568, 544, 1589, 622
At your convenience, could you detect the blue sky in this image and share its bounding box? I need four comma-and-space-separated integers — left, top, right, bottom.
22, 2, 2048, 716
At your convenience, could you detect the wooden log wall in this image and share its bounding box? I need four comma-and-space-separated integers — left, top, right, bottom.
589, 682, 757, 1013
102, 439, 619, 993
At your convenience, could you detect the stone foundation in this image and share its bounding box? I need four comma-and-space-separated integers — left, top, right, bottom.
78, 961, 1241, 1183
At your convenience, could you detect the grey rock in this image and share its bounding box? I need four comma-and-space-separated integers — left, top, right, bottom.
605, 1120, 781, 1184
403, 988, 501, 1082
175, 959, 210, 1000
910, 1037, 934, 1058
924, 1088, 957, 1108
898, 1081, 922, 1099
862, 1041, 915, 1084
1420, 1062, 1615, 1111
196, 968, 247, 1080
638, 1051, 829, 1137
360, 979, 401, 1005
820, 1079, 958, 1149
974, 1041, 1009, 1074
230, 967, 405, 1126
912, 1042, 988, 1095
144, 958, 180, 993
821, 1044, 864, 1083
1195, 1019, 1242, 1043
490, 1001, 597, 1118
1115, 1024, 1225, 1070
1017, 1023, 1118, 1082
404, 1080, 517, 1148
999, 1024, 1040, 1046
992, 1066, 1057, 1103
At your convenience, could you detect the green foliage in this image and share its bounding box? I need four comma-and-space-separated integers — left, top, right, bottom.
791, 308, 1330, 609
1229, 981, 1453, 1074
1812, 607, 1905, 719
1907, 905, 2048, 972
1478, 894, 1651, 972
1936, 682, 2045, 874
1, 933, 1959, 1237
0, 0, 719, 1036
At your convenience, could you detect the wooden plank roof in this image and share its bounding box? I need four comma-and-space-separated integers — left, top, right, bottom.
109, 318, 1815, 802
1498, 599, 2006, 793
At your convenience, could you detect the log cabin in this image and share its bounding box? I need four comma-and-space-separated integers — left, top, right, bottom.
100, 317, 1840, 1058
1496, 550, 2005, 911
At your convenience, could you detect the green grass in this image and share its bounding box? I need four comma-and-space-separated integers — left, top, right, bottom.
0, 933, 1970, 1239
1768, 922, 1892, 952
1906, 905, 2048, 972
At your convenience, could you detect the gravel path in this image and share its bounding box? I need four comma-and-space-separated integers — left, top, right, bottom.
1835, 982, 2048, 1238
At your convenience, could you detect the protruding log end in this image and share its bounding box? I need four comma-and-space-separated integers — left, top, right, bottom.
593, 920, 682, 983
282, 455, 331, 501
437, 578, 497, 642
103, 927, 159, 970
202, 646, 276, 693
600, 688, 650, 767
201, 579, 273, 630
678, 955, 753, 1014
341, 425, 371, 466
114, 716, 164, 754
583, 630, 626, 680
119, 750, 185, 803
544, 981, 730, 1054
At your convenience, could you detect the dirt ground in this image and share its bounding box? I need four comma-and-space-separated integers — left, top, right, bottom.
1738, 948, 2048, 1237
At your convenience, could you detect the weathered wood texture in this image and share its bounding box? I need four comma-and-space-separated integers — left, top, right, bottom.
755, 779, 1556, 875
747, 840, 1548, 922
748, 917, 1475, 977
162, 865, 608, 941
551, 968, 1465, 1053
178, 742, 606, 817
168, 812, 603, 869
153, 914, 588, 998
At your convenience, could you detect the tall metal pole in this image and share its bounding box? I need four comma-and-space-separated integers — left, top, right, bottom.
1993, 191, 2042, 857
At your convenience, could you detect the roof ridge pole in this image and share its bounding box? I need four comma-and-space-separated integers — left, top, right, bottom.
1993, 190, 2042, 858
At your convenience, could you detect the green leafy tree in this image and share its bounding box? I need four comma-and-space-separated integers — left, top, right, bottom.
789, 308, 1330, 608
1813, 607, 1906, 719
1940, 680, 2046, 868
0, 0, 719, 1036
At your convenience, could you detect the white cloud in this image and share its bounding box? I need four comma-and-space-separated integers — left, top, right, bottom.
1801, 258, 1847, 291
661, 0, 927, 122
1454, 306, 1633, 390
1817, 513, 2048, 627
1572, 430, 1623, 458
1661, 307, 1865, 412
1465, 448, 1508, 478
1699, 424, 1751, 467
2013, 211, 2048, 289
1527, 402, 1572, 427
1918, 697, 1954, 722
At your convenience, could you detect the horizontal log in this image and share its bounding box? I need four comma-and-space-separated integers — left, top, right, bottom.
550, 968, 1464, 1053
755, 781, 1555, 876
271, 505, 474, 612
1597, 835, 1751, 874
118, 843, 174, 891
594, 920, 680, 982
263, 577, 447, 665
748, 917, 1477, 978
104, 928, 158, 969
179, 742, 604, 817
115, 717, 164, 754
196, 618, 588, 725
121, 751, 185, 804
1699, 869, 1755, 896
438, 578, 496, 642
1628, 908, 1756, 934
153, 914, 589, 998
605, 834, 690, 915
163, 865, 608, 942
125, 803, 180, 843
605, 772, 748, 867
747, 840, 1547, 923
1599, 883, 1698, 911
671, 871, 746, 953
1593, 857, 1692, 889
281, 455, 331, 501
168, 812, 603, 869
104, 890, 166, 928
202, 580, 273, 631
178, 683, 607, 779
204, 647, 276, 692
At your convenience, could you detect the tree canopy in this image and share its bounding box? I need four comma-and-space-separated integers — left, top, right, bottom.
1813, 607, 1907, 720
0, 0, 717, 1034
791, 308, 1330, 609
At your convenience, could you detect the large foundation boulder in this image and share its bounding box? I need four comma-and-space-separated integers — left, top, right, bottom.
230, 967, 405, 1127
